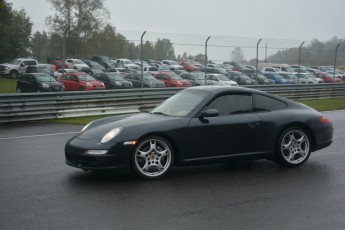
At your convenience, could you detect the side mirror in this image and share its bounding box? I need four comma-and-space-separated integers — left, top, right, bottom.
199, 109, 219, 118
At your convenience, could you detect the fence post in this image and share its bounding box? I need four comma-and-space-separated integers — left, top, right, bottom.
256, 39, 262, 78
140, 31, 147, 89
334, 43, 341, 79
298, 41, 305, 72
204, 36, 210, 85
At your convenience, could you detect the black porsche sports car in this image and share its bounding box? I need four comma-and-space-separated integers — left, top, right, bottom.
65, 86, 334, 179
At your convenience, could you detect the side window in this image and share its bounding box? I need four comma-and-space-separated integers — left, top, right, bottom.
207, 93, 253, 116
253, 94, 286, 112
70, 75, 78, 82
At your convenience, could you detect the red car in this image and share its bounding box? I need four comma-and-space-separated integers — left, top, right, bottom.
154, 71, 191, 87
318, 72, 342, 83
181, 63, 200, 72
58, 72, 106, 91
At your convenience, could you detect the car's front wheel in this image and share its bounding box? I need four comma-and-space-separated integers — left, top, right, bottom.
276, 127, 311, 167
132, 136, 174, 180
10, 70, 18, 79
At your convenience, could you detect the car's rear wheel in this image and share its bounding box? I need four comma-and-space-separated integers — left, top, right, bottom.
132, 136, 174, 180
276, 127, 311, 167
79, 86, 85, 91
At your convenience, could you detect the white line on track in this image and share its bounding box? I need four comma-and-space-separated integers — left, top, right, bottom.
0, 131, 79, 140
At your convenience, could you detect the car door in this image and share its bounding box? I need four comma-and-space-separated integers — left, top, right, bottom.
186, 92, 263, 160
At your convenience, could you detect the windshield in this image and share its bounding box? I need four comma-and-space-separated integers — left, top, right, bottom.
35, 75, 57, 82
218, 75, 230, 81
78, 74, 96, 81
191, 72, 205, 79
124, 60, 134, 64
151, 89, 209, 117
107, 73, 124, 81
74, 60, 85, 64
9, 59, 22, 65
143, 74, 156, 80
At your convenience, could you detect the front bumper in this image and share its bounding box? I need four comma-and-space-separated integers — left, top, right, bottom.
65, 137, 133, 170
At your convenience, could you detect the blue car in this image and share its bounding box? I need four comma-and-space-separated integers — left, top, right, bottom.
262, 73, 290, 84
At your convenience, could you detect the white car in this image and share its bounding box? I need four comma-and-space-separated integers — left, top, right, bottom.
53, 68, 78, 78
205, 74, 238, 86
115, 59, 140, 69
295, 73, 324, 84
65, 59, 89, 71
161, 60, 184, 70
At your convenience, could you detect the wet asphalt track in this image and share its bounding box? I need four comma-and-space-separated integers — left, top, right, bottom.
0, 110, 344, 230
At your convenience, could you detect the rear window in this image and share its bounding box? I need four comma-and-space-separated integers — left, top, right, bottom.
254, 94, 286, 112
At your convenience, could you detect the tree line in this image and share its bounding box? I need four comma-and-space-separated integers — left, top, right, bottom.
1, 0, 344, 66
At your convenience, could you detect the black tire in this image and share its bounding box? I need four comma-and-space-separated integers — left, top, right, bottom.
79, 86, 85, 91
276, 127, 311, 167
10, 70, 18, 79
132, 136, 174, 180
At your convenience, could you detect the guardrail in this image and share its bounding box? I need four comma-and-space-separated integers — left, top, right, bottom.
1, 84, 345, 123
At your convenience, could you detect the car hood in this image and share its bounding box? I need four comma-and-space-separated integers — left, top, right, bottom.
77, 113, 178, 140
0, 63, 17, 67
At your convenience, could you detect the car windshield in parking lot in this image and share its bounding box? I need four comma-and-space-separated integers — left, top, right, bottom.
78, 74, 96, 81
35, 75, 57, 82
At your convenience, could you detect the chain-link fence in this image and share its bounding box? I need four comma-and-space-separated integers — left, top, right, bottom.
1, 28, 345, 94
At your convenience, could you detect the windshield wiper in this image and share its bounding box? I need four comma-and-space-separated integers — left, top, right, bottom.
151, 112, 167, 116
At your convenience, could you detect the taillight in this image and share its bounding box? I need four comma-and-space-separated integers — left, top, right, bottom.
319, 116, 331, 124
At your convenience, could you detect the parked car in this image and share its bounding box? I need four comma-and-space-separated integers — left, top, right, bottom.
65, 86, 334, 179
180, 72, 207, 86
205, 74, 238, 86
161, 60, 184, 70
262, 73, 290, 84
318, 72, 342, 83
82, 59, 105, 70
124, 72, 165, 88
248, 74, 275, 84
26, 65, 54, 76
0, 58, 38, 78
294, 73, 324, 84
181, 62, 200, 72
53, 68, 79, 79
115, 59, 140, 69
154, 71, 192, 87
142, 66, 159, 76
91, 55, 115, 69
279, 72, 302, 84
201, 67, 224, 74
52, 60, 69, 71
82, 68, 104, 76
58, 72, 105, 91
227, 72, 258, 85
16, 73, 64, 93
93, 72, 133, 89
65, 59, 89, 71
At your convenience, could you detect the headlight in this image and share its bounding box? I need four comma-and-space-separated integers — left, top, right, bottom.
86, 82, 93, 87
101, 127, 123, 143
115, 81, 122, 86
41, 83, 49, 88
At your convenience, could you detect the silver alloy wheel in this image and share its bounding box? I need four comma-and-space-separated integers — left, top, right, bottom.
134, 137, 172, 179
280, 129, 310, 164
